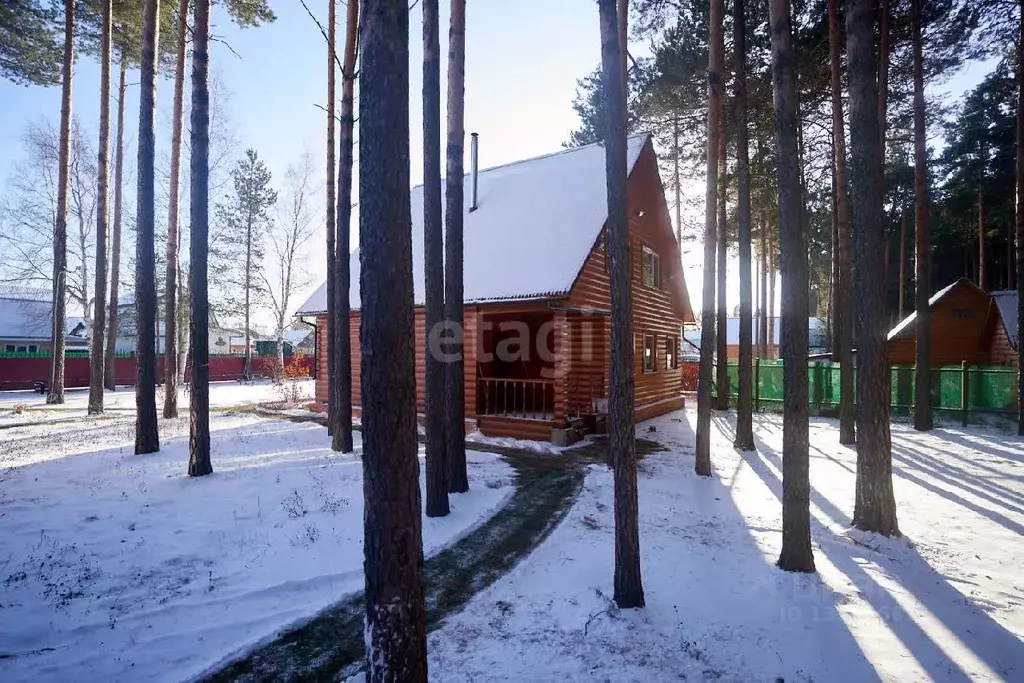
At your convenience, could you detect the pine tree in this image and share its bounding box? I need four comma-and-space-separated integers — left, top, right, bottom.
333, 0, 358, 454
770, 0, 814, 573
423, 0, 449, 516
88, 0, 112, 416
214, 149, 277, 380
733, 0, 755, 450
188, 0, 212, 477
48, 0, 76, 406
715, 122, 729, 411
0, 0, 62, 85
445, 0, 469, 493
847, 0, 899, 537
695, 0, 724, 478
912, 0, 933, 431
135, 0, 160, 455
325, 0, 338, 439
600, 0, 645, 609
359, 0, 428, 678
163, 0, 188, 419
105, 55, 127, 391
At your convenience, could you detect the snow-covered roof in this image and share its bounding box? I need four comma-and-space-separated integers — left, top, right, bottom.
0, 296, 54, 342
296, 135, 651, 314
283, 329, 312, 345
886, 279, 967, 341
991, 289, 1018, 350
683, 317, 825, 348
0, 296, 87, 344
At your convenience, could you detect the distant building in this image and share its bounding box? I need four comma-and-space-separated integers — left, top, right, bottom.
0, 289, 90, 354
887, 279, 1018, 369
682, 316, 827, 360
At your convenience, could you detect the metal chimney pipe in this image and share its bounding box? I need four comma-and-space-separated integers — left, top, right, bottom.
469, 132, 479, 212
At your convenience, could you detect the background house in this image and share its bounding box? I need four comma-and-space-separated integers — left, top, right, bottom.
886, 279, 1018, 368
0, 289, 90, 354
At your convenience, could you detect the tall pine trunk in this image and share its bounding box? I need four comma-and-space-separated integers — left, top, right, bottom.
48, 0, 75, 405
715, 127, 729, 411
89, 0, 112, 416
847, 0, 899, 536
733, 0, 754, 450
333, 0, 358, 454
135, 0, 161, 455
445, 0, 469, 493
769, 0, 814, 574
423, 0, 449, 515
695, 0, 724, 478
912, 0, 932, 432
829, 0, 855, 445
359, 1, 428, 677
325, 0, 338, 437
674, 117, 682, 247
599, 0, 644, 610
768, 250, 776, 358
163, 0, 189, 419
898, 213, 906, 321
760, 223, 768, 357
244, 220, 252, 379
105, 57, 127, 391
1017, 0, 1024, 437
978, 187, 986, 291
188, 0, 211, 476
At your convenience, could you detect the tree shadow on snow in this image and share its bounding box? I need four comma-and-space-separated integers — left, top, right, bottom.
645, 412, 881, 682
741, 415, 1023, 681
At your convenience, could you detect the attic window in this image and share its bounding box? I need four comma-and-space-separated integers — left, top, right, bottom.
951, 308, 974, 319
642, 246, 661, 289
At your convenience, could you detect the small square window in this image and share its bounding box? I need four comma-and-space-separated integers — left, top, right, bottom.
642, 247, 661, 288
16, 345, 27, 353
951, 308, 974, 318
28, 345, 38, 353
644, 334, 656, 372
4, 345, 14, 353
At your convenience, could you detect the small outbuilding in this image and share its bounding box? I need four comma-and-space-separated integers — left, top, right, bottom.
886, 279, 1018, 369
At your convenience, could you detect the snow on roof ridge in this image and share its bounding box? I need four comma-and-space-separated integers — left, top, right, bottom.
407, 133, 652, 193
297, 134, 653, 315
886, 278, 985, 341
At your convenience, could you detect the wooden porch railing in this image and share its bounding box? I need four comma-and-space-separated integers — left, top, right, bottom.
477, 377, 555, 420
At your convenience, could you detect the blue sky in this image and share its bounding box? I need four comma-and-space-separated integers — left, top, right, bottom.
0, 1, 999, 323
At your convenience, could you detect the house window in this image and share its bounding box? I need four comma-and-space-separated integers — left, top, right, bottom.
28, 345, 38, 353
666, 336, 678, 369
4, 345, 14, 353
951, 308, 974, 318
642, 246, 661, 289
643, 334, 656, 372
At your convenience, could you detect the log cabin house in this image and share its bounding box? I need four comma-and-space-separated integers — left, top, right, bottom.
296, 134, 694, 441
886, 278, 1018, 369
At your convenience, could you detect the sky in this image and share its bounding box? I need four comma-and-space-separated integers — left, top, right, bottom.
0, 1, 1000, 330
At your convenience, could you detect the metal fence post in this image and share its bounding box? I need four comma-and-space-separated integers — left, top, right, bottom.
961, 360, 969, 427
754, 356, 761, 413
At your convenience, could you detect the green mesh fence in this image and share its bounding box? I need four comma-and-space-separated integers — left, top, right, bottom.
713, 360, 1019, 421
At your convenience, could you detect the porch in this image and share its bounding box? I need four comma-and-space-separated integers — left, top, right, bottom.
473, 308, 608, 440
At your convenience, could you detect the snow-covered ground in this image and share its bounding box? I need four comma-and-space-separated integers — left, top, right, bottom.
427, 409, 1024, 682
0, 413, 514, 682
0, 379, 315, 427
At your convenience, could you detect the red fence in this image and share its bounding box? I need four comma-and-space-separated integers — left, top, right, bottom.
0, 355, 314, 391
